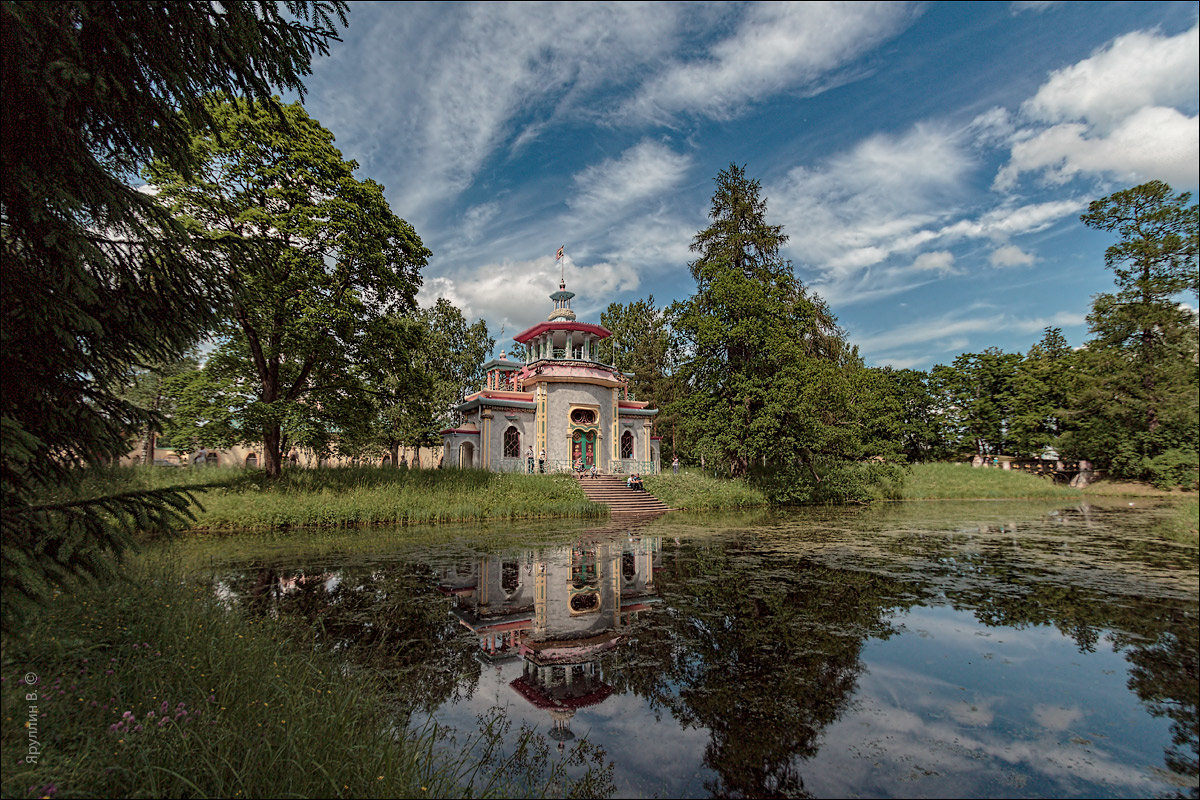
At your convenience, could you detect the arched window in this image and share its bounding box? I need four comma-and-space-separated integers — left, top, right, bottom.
501, 561, 520, 596
621, 431, 634, 459
206, 452, 218, 466
503, 426, 520, 458
245, 453, 258, 468
622, 552, 636, 582
570, 408, 596, 425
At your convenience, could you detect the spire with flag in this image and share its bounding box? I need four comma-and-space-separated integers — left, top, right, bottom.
555, 244, 565, 280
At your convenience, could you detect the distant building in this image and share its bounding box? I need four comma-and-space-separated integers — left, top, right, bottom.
440, 280, 661, 473
121, 440, 441, 469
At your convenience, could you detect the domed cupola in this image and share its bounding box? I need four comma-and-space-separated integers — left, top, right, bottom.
547, 279, 577, 322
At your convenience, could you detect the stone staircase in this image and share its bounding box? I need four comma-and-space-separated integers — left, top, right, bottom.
576, 475, 671, 515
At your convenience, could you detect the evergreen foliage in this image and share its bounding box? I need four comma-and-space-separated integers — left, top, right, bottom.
669, 164, 895, 502
1064, 181, 1199, 486
1, 1, 347, 628
148, 96, 429, 477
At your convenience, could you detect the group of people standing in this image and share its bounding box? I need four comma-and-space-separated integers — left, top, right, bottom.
525, 446, 545, 474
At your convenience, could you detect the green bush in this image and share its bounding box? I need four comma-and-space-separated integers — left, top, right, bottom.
1145, 448, 1200, 490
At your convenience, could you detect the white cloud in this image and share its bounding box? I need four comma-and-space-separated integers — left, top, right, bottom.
312, 4, 680, 221
420, 255, 641, 341
1010, 1, 1061, 13
623, 2, 918, 121
1031, 704, 1084, 732
990, 244, 1035, 268
998, 107, 1200, 189
569, 140, 692, 218
912, 251, 958, 275
1022, 25, 1199, 132
854, 308, 1087, 362
998, 23, 1200, 190
775, 123, 975, 277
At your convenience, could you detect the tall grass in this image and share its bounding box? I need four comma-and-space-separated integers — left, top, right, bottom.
0, 552, 613, 798
643, 469, 767, 510
66, 466, 604, 532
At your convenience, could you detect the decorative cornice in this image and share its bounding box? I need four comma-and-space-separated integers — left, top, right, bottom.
513, 321, 612, 343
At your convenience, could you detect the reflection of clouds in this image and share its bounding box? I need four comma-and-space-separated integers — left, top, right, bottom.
1032, 703, 1083, 732
949, 698, 996, 727
804, 606, 1165, 798
584, 691, 711, 795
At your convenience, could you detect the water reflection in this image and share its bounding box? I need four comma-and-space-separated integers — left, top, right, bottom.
438, 534, 661, 745
201, 502, 1198, 798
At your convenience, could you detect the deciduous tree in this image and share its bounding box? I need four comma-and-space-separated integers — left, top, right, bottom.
148, 97, 429, 477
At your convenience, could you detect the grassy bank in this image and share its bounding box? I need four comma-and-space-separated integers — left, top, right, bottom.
68, 467, 603, 532
643, 469, 767, 510
0, 554, 611, 799
900, 462, 1083, 500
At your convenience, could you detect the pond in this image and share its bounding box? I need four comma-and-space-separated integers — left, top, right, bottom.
190, 500, 1198, 798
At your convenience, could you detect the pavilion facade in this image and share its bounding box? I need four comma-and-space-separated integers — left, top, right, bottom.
440, 280, 660, 473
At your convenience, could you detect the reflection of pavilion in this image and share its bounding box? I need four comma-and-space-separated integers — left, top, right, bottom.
438, 531, 661, 740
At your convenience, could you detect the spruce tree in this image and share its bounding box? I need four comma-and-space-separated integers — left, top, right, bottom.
671, 164, 872, 493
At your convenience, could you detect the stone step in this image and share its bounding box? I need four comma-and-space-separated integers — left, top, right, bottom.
576, 475, 671, 514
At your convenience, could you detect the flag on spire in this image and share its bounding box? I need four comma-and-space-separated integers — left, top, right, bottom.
555, 245, 564, 261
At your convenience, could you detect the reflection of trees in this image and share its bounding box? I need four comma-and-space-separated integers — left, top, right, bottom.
224, 561, 481, 714
603, 538, 916, 798
1117, 614, 1199, 798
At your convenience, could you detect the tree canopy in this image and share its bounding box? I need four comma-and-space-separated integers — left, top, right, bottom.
148, 96, 430, 476
1064, 181, 1199, 485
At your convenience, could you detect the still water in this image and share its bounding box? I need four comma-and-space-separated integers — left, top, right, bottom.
196, 501, 1198, 798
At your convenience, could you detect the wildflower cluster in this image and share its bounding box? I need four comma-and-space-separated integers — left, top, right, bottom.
107, 699, 196, 734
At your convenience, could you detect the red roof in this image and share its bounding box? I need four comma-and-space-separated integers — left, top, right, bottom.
513, 321, 612, 343
509, 677, 614, 710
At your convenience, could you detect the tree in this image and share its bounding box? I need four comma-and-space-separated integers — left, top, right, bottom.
117, 351, 202, 465
670, 164, 887, 498
362, 299, 493, 467
1065, 181, 1199, 485
148, 97, 429, 477
1, 1, 346, 628
865, 367, 947, 462
1008, 327, 1074, 457
599, 297, 685, 457
940, 348, 1022, 456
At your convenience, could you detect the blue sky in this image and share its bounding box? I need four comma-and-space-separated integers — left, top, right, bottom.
292, 1, 1198, 369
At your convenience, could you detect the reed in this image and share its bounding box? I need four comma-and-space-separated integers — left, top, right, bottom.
61, 466, 605, 532
643, 469, 767, 510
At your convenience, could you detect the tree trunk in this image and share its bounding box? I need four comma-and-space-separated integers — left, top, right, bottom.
414, 444, 421, 469
389, 440, 400, 468
263, 425, 283, 478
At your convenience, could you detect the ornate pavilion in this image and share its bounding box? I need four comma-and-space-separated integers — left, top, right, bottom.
440, 280, 660, 473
